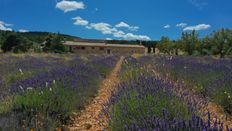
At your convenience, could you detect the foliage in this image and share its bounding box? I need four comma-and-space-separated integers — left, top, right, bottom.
43, 33, 69, 53
210, 29, 232, 58
0, 31, 77, 53
1, 33, 33, 53
19, 32, 78, 43
180, 30, 199, 55
156, 29, 232, 57
156, 37, 174, 55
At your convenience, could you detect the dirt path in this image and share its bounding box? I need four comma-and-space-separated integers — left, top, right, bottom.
66, 56, 124, 131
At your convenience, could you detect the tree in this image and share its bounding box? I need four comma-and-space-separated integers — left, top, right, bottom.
210, 28, 232, 58
1, 34, 20, 52
180, 30, 199, 55
172, 40, 179, 55
147, 46, 152, 53
152, 42, 157, 54
199, 36, 212, 55
43, 33, 69, 53
1, 32, 34, 53
141, 41, 157, 53
157, 36, 173, 55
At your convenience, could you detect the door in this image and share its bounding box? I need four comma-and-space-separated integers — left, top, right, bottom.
107, 49, 111, 54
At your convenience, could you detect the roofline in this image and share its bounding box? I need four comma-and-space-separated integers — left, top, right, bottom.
63, 41, 146, 48
73, 39, 106, 43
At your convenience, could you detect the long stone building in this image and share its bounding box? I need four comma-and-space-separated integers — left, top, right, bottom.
63, 41, 146, 54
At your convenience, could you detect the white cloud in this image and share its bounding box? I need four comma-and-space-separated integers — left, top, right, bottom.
188, 0, 208, 9
89, 23, 150, 40
19, 29, 29, 33
113, 31, 125, 38
73, 16, 88, 26
124, 33, 151, 41
115, 22, 139, 31
56, 0, 85, 13
4, 23, 13, 27
89, 23, 117, 35
183, 24, 211, 31
115, 22, 128, 28
106, 38, 112, 40
164, 24, 171, 29
176, 23, 187, 28
72, 19, 151, 40
0, 21, 13, 31
85, 26, 92, 29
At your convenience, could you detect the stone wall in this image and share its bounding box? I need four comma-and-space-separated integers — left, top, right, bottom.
70, 46, 146, 54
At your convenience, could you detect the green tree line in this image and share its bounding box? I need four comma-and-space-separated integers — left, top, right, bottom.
156, 28, 232, 58
0, 31, 75, 53
1, 28, 232, 57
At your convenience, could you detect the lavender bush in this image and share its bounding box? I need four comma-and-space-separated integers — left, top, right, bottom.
106, 57, 225, 131
0, 54, 76, 100
0, 54, 119, 130
149, 56, 232, 115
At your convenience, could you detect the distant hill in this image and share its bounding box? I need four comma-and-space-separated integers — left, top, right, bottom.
18, 31, 81, 43
0, 30, 81, 44
73, 38, 106, 43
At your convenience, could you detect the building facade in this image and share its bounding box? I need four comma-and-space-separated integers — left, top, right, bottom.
63, 41, 146, 54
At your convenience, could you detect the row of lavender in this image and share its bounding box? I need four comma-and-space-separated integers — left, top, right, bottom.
0, 54, 119, 130
148, 56, 232, 115
105, 56, 226, 130
0, 54, 78, 99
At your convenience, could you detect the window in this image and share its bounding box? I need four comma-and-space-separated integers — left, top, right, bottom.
99, 47, 104, 50
75, 46, 81, 50
81, 47, 86, 50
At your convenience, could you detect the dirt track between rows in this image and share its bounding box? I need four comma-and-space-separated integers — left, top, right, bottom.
65, 56, 124, 131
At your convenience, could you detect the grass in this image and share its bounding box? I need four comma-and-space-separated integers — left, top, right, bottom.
5, 71, 33, 84
0, 81, 97, 129
110, 85, 191, 131
109, 60, 191, 130
120, 68, 143, 82
5, 84, 76, 128
151, 56, 232, 115
0, 97, 13, 114
173, 69, 232, 114
91, 64, 111, 78
211, 87, 232, 114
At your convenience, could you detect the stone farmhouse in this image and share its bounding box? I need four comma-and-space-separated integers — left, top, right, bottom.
63, 41, 146, 54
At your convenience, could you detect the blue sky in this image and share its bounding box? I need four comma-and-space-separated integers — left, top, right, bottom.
0, 0, 232, 40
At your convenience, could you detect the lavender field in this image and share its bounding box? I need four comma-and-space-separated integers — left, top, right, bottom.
0, 54, 232, 131
0, 54, 119, 130
1, 0, 232, 130
105, 56, 232, 131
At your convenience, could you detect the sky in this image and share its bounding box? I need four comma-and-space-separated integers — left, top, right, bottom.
0, 0, 232, 40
